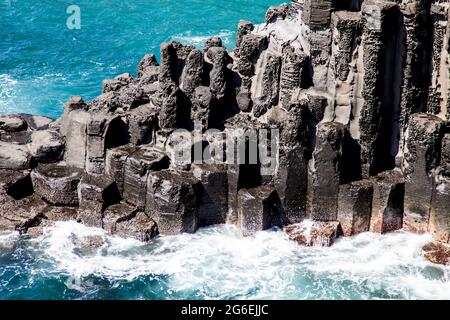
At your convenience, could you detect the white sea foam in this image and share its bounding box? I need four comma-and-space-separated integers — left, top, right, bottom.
25, 220, 450, 299
171, 30, 234, 49
0, 74, 18, 113
0, 230, 20, 242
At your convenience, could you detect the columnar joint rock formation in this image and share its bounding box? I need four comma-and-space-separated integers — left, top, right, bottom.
0, 0, 449, 262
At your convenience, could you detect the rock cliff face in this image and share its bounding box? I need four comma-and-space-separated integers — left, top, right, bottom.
0, 1, 449, 254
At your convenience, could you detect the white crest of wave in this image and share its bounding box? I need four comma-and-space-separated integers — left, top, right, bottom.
31, 221, 450, 299
171, 30, 234, 48
0, 74, 18, 112
0, 230, 20, 243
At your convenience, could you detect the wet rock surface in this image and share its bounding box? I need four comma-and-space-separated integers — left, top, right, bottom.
369, 170, 405, 234
237, 186, 284, 236
31, 163, 83, 206
403, 113, 444, 233
0, 0, 449, 255
284, 220, 343, 247
308, 122, 344, 221
422, 242, 450, 266
77, 174, 120, 228
338, 179, 373, 236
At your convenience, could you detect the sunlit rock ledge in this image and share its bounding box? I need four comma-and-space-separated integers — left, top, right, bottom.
0, 0, 449, 265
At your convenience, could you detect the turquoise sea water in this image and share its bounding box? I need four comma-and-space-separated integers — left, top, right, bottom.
1, 221, 450, 300
0, 0, 281, 118
2, 1, 450, 300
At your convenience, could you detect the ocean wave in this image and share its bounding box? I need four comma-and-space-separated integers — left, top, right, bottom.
0, 74, 18, 113
171, 30, 235, 49
11, 220, 448, 300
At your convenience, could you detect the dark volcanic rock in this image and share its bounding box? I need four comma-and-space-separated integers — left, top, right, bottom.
103, 203, 158, 242
236, 20, 254, 49
20, 113, 53, 130
180, 49, 204, 95
279, 45, 309, 109
400, 0, 436, 130
127, 104, 158, 146
265, 4, 289, 24
102, 73, 134, 94
159, 88, 181, 130
204, 37, 223, 51
137, 53, 158, 78
0, 115, 27, 132
1, 0, 449, 250
440, 134, 450, 176
403, 113, 444, 233
0, 141, 32, 170
146, 169, 200, 235
63, 96, 87, 113
77, 174, 120, 228
369, 170, 404, 234
103, 202, 136, 233
123, 145, 170, 209
429, 174, 450, 243
31, 163, 83, 206
422, 242, 450, 266
191, 86, 213, 130
236, 34, 267, 77
0, 130, 32, 145
298, 89, 329, 122
105, 144, 138, 196
302, 0, 333, 30
27, 206, 78, 237
208, 46, 228, 100
0, 169, 33, 200
192, 163, 228, 227
0, 194, 47, 234
338, 179, 373, 236
359, 0, 403, 177
308, 122, 344, 222
236, 90, 253, 112
29, 130, 65, 163
62, 109, 90, 168
85, 113, 122, 175
237, 186, 283, 236
253, 53, 281, 118
284, 220, 342, 247
114, 211, 159, 242
274, 105, 309, 224
331, 11, 361, 82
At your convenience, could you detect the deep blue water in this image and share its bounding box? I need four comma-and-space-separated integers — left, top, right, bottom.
0, 0, 281, 118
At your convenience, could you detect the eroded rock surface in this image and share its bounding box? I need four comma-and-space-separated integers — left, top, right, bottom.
0, 1, 449, 253
284, 220, 343, 247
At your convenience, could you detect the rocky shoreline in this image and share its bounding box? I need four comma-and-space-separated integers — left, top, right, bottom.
0, 0, 449, 264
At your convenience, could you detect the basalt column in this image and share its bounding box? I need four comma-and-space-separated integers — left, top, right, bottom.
359, 0, 403, 177
275, 105, 309, 224
329, 11, 362, 126
427, 2, 449, 122
308, 122, 344, 221
399, 0, 433, 131
403, 113, 444, 233
252, 53, 281, 118
428, 132, 450, 242
157, 42, 189, 130
85, 113, 119, 174
429, 173, 450, 243
236, 34, 267, 112
279, 46, 309, 109
302, 0, 333, 30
